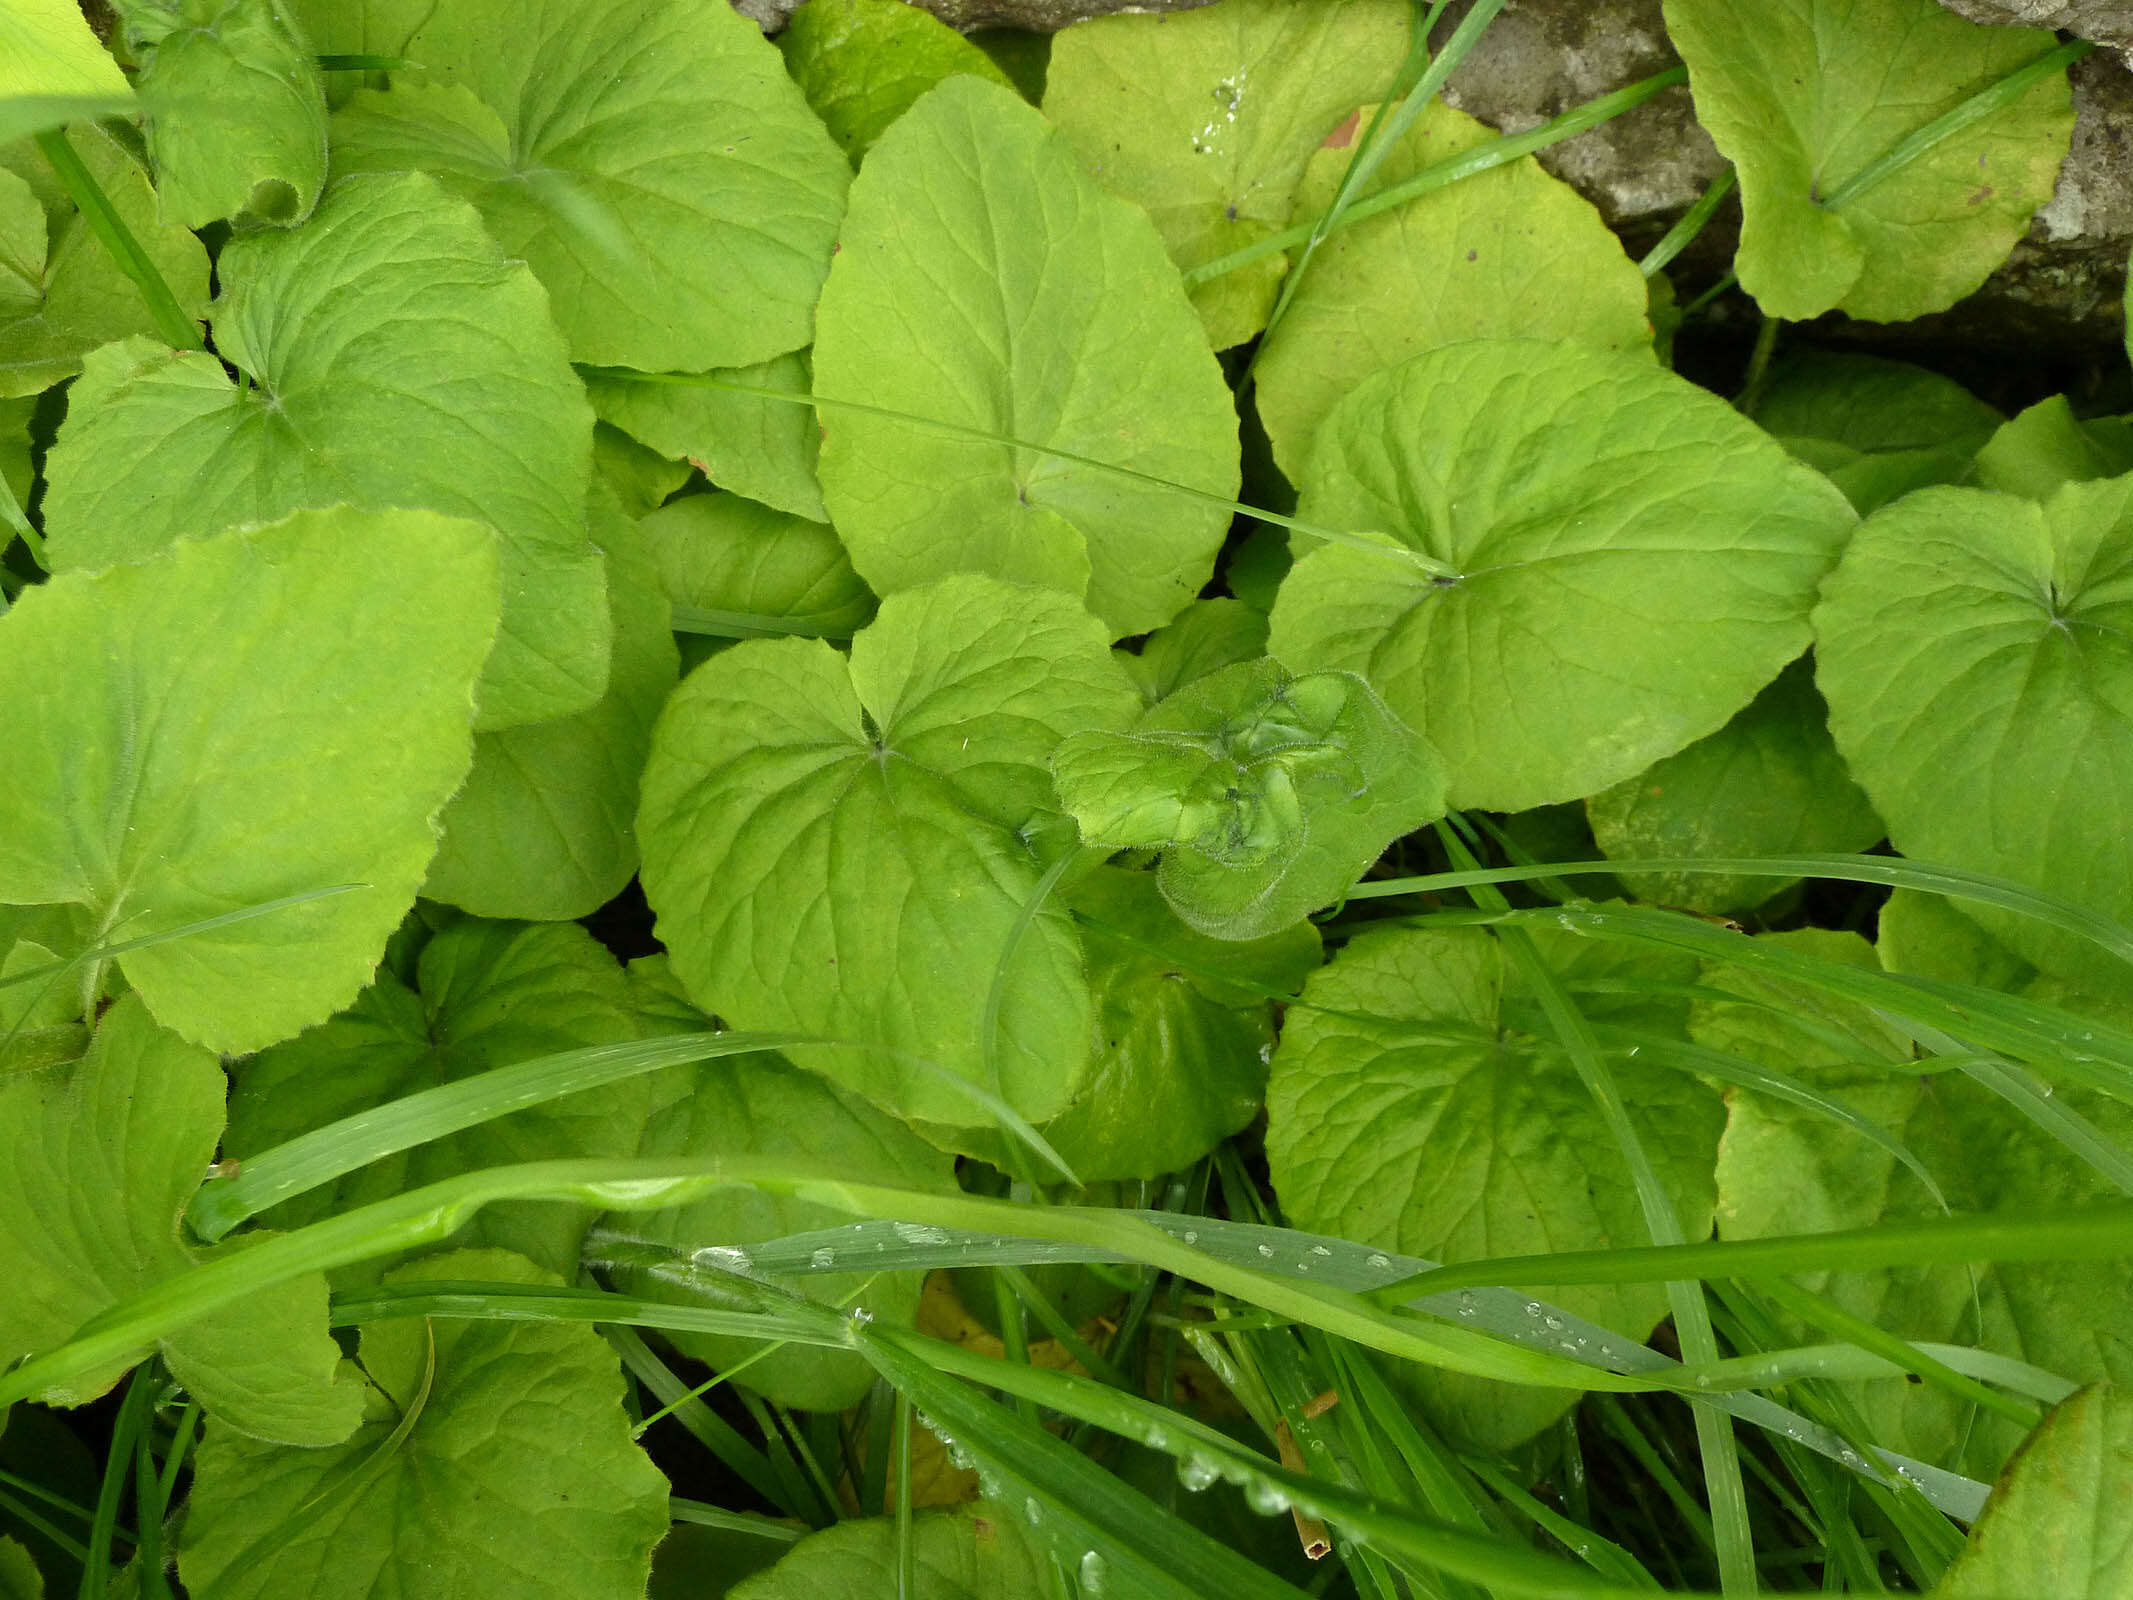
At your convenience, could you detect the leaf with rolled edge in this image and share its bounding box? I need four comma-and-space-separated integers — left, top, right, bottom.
1813, 478, 2133, 987
423, 496, 679, 921
117, 0, 328, 227
222, 918, 648, 1283
1043, 0, 1413, 352
178, 1250, 670, 1600
812, 74, 1239, 639
41, 172, 605, 730
0, 996, 363, 1445
1935, 1386, 2133, 1598
1269, 338, 1857, 812
730, 1504, 1044, 1600
1266, 923, 1723, 1451
1054, 659, 1444, 939
0, 507, 496, 1053
0, 124, 209, 398
329, 0, 848, 370
1662, 0, 2074, 322
587, 353, 826, 522
638, 575, 1141, 1129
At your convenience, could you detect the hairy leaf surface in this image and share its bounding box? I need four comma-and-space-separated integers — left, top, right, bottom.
119, 0, 328, 227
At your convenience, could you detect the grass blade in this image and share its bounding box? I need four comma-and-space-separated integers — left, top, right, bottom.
33, 130, 200, 353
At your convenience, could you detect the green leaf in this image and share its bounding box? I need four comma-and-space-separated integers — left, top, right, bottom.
0, 1537, 38, 1600
637, 574, 1140, 1128
1265, 923, 1723, 1449
1751, 351, 2004, 514
778, 0, 1013, 159
223, 919, 649, 1281
1042, 0, 1412, 352
1053, 659, 1446, 938
636, 489, 874, 671
604, 1048, 958, 1412
1662, 0, 2076, 321
1969, 395, 2133, 502
592, 422, 690, 519
0, 506, 496, 1053
1126, 597, 1268, 704
0, 393, 29, 509
1813, 479, 2133, 985
1935, 1385, 2133, 1598
1715, 1048, 2133, 1477
588, 353, 826, 522
178, 1249, 670, 1600
729, 1504, 1044, 1600
0, 124, 208, 397
1878, 888, 2040, 996
1586, 658, 1884, 913
1269, 338, 1858, 811
1253, 98, 1651, 480
1035, 865, 1320, 1182
330, 0, 849, 370
0, 995, 362, 1445
1689, 928, 1916, 1078
812, 74, 1239, 639
0, 1, 131, 101
119, 0, 329, 227
42, 172, 606, 731
423, 497, 680, 921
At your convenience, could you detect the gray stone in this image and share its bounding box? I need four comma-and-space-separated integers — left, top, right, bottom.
1431, 0, 1725, 233
1935, 0, 2133, 51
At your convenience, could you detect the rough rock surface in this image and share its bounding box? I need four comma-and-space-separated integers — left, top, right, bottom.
1429, 0, 1724, 235
1936, 0, 2133, 51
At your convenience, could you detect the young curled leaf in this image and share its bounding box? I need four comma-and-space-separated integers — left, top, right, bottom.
1053, 659, 1445, 940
